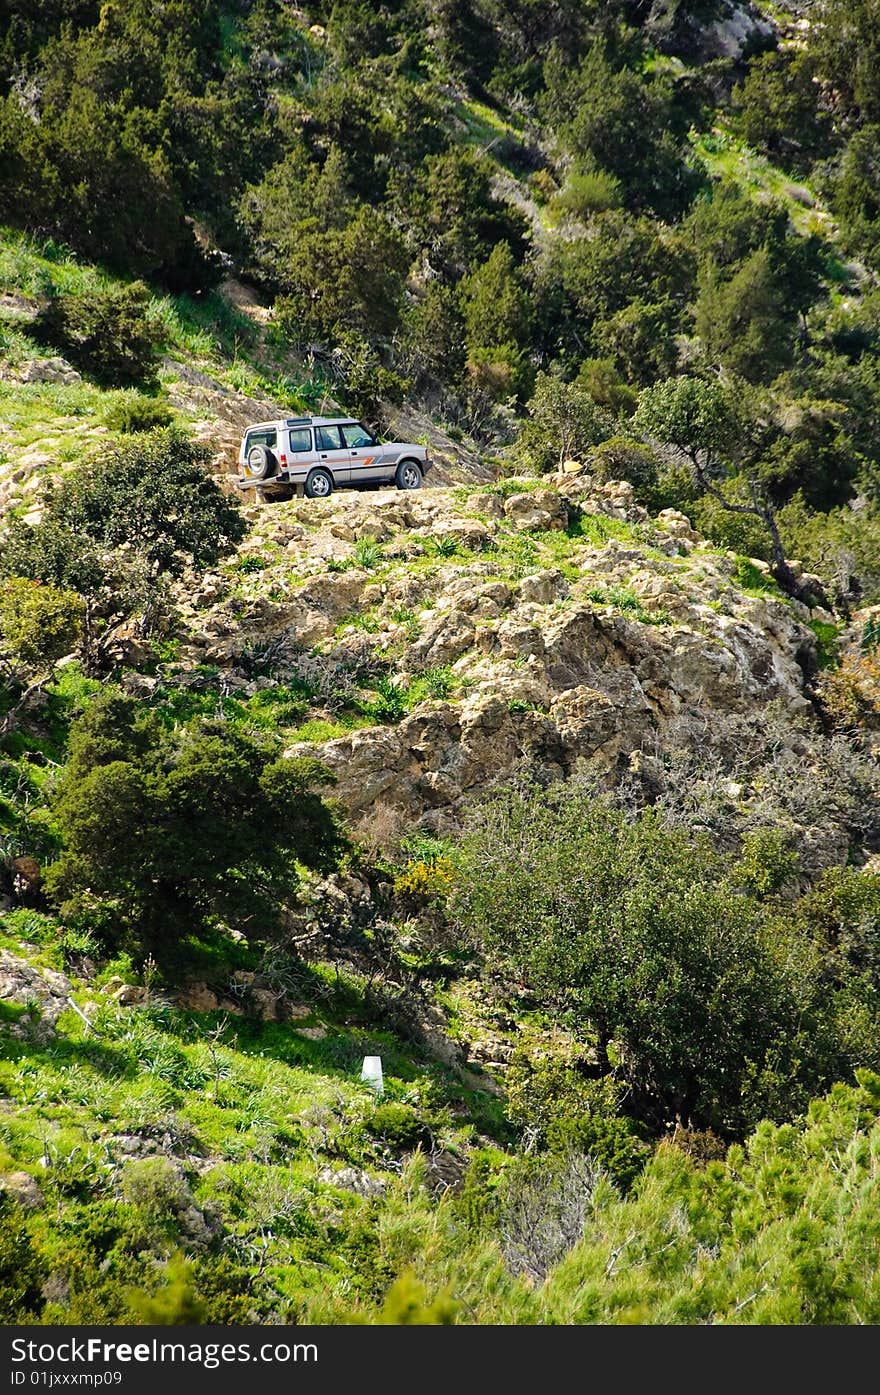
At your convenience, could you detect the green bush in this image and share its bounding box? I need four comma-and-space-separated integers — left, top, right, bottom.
519, 372, 610, 472
505, 1061, 650, 1191
0, 430, 246, 610
103, 395, 175, 434
31, 283, 165, 388
453, 783, 873, 1136
0, 577, 84, 675
43, 690, 345, 956
589, 435, 660, 493
368, 1102, 431, 1152
0, 1197, 45, 1322
550, 168, 623, 218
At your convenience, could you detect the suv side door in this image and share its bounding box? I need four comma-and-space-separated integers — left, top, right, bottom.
283, 425, 316, 479
341, 422, 389, 483
314, 424, 351, 483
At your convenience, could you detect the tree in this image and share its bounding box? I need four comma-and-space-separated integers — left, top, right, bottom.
44, 691, 345, 955
591, 297, 682, 387
31, 282, 165, 388
695, 248, 796, 384
535, 212, 694, 368
812, 0, 880, 126
0, 578, 84, 678
830, 127, 880, 270
452, 784, 842, 1135
1, 429, 244, 588
732, 48, 832, 173
546, 44, 702, 219
633, 376, 798, 591
460, 242, 534, 400
271, 205, 408, 347
0, 429, 246, 664
398, 282, 467, 392
518, 372, 609, 471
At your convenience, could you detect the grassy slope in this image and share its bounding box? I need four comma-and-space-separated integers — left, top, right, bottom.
0, 14, 872, 1319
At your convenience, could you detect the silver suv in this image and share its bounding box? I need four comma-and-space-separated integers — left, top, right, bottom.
236, 415, 432, 498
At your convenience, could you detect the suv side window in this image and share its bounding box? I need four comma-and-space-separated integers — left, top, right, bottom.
246, 429, 277, 450
315, 425, 344, 450
287, 428, 312, 453
341, 423, 376, 448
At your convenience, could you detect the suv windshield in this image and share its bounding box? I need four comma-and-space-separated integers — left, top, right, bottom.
341, 423, 376, 448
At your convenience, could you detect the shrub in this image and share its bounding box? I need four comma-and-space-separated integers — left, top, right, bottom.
500, 1152, 604, 1284
374, 1272, 458, 1325
43, 690, 345, 955
393, 855, 455, 906
519, 373, 610, 472
818, 652, 880, 730
103, 395, 175, 434
0, 577, 84, 675
691, 490, 775, 560
735, 829, 800, 896
589, 435, 660, 493
550, 168, 623, 218
0, 1198, 46, 1322
505, 1062, 650, 1191
368, 1102, 431, 1152
127, 1254, 207, 1324
0, 430, 246, 617
453, 783, 862, 1135
31, 283, 165, 388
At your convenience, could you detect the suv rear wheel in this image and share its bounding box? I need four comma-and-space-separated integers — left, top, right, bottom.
305, 467, 334, 499
395, 459, 423, 490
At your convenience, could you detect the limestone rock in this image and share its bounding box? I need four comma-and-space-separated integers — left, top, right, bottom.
176, 981, 220, 1012
113, 983, 146, 1005
1, 1172, 44, 1210
0, 951, 73, 1042
317, 1166, 387, 1198
15, 357, 82, 385
503, 489, 568, 532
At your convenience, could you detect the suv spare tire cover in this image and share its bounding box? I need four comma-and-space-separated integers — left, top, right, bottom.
247, 444, 276, 479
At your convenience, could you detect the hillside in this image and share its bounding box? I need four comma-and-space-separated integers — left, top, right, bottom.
3, 0, 880, 1327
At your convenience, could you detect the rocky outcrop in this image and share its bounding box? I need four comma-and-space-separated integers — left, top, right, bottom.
0, 950, 74, 1042
648, 0, 775, 62
167, 477, 824, 831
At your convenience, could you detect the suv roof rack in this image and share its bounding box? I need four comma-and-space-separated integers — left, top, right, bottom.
285, 417, 312, 427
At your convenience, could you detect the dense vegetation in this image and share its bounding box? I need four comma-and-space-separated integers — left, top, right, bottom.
3, 0, 880, 597
3, 0, 880, 1326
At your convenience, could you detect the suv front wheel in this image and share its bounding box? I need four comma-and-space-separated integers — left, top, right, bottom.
395, 460, 423, 490
305, 467, 334, 499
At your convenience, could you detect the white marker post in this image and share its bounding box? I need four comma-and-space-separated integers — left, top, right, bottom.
360, 1055, 384, 1097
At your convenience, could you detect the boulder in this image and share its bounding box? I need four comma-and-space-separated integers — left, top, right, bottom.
176, 981, 220, 1012
504, 489, 568, 532
0, 1172, 44, 1210
317, 1166, 387, 1198
0, 951, 73, 1042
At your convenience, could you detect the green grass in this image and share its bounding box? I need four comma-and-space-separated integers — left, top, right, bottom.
733, 555, 781, 596
808, 618, 841, 670
689, 127, 839, 244
586, 583, 672, 627
286, 714, 371, 743
0, 225, 333, 470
